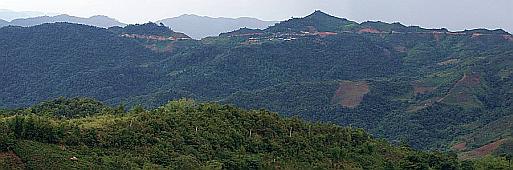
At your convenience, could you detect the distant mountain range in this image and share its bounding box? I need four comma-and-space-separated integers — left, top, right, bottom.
0, 13, 276, 39
1, 9, 511, 39
157, 14, 277, 39
6, 14, 126, 28
1, 11, 513, 161
0, 9, 124, 28
0, 9, 58, 21
2, 10, 512, 169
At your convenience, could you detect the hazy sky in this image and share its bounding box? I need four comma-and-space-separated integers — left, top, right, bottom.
1, 0, 512, 32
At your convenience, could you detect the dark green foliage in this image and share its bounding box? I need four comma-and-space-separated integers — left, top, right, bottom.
0, 23, 169, 108
459, 29, 510, 35
223, 81, 340, 120
266, 10, 358, 33
28, 97, 111, 118
219, 27, 265, 37
0, 98, 472, 169
1, 11, 513, 156
0, 123, 15, 151
360, 21, 449, 33
108, 22, 189, 38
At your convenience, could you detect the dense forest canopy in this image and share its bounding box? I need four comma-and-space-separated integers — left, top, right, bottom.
0, 11, 512, 165
108, 22, 190, 38
1, 98, 511, 169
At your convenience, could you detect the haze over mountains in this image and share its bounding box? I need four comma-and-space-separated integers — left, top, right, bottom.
7, 14, 126, 28
1, 9, 513, 168
0, 11, 276, 39
1, 9, 510, 39
0, 9, 57, 21
157, 14, 277, 39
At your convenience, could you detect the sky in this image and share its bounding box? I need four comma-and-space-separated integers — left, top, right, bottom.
1, 0, 512, 32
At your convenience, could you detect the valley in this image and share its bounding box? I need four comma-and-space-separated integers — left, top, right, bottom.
1, 10, 512, 169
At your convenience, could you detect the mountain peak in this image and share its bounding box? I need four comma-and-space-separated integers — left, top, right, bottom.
306, 10, 333, 18
265, 10, 354, 33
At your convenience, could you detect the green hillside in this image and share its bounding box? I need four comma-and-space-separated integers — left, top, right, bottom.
0, 10, 512, 160
0, 98, 498, 169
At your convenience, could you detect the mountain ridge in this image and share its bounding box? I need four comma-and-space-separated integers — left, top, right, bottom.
157, 14, 277, 39
228, 11, 511, 35
2, 10, 509, 36
8, 14, 126, 28
0, 9, 57, 21
0, 11, 512, 161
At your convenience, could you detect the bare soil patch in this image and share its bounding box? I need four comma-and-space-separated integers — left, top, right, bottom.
456, 73, 481, 87
358, 28, 382, 34
0, 151, 26, 170
332, 81, 370, 108
469, 139, 506, 158
452, 142, 467, 151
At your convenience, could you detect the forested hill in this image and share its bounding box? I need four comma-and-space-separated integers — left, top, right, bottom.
108, 22, 190, 39
0, 98, 504, 169
1, 11, 513, 160
225, 10, 508, 35
0, 23, 189, 108
265, 10, 359, 33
